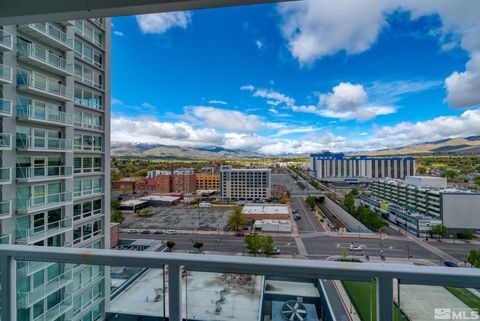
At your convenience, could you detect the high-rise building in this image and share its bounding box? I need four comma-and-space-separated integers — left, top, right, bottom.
195, 172, 220, 191
310, 152, 416, 182
172, 168, 196, 193
1, 19, 110, 321
220, 166, 271, 201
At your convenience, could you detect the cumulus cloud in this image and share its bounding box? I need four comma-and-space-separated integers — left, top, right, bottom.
188, 106, 264, 133
136, 11, 192, 34
113, 31, 124, 36
277, 0, 480, 108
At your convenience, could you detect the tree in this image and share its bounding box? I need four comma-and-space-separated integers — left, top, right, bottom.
111, 198, 121, 211
245, 235, 262, 256
305, 196, 316, 210
193, 242, 204, 253
343, 194, 355, 213
475, 177, 480, 186
467, 250, 480, 268
136, 207, 154, 217
417, 166, 427, 174
280, 193, 290, 204
262, 235, 275, 256
431, 224, 448, 238
166, 241, 176, 252
111, 210, 124, 224
350, 189, 359, 196
227, 206, 247, 231
458, 230, 474, 240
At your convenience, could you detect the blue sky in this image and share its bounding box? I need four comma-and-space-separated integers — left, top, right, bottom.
110, 1, 480, 155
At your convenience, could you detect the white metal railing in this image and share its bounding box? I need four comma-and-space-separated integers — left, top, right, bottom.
17, 267, 73, 308
15, 192, 73, 213
16, 104, 73, 125
0, 200, 12, 218
0, 63, 12, 83
74, 20, 103, 48
0, 234, 10, 244
27, 23, 73, 49
16, 165, 73, 182
33, 294, 73, 321
17, 42, 74, 74
16, 135, 73, 151
0, 29, 13, 50
74, 119, 103, 131
0, 245, 479, 321
74, 74, 103, 90
16, 217, 73, 244
0, 98, 13, 116
17, 68, 74, 100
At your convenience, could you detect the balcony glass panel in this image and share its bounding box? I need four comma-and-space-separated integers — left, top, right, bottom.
0, 63, 12, 83
0, 29, 13, 50
28, 23, 73, 49
16, 134, 73, 151
16, 192, 73, 213
17, 42, 73, 74
16, 68, 73, 101
15, 217, 73, 243
0, 98, 13, 116
0, 167, 11, 184
16, 104, 73, 125
0, 200, 11, 218
16, 165, 73, 181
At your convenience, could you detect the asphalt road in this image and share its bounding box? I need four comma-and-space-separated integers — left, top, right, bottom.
428, 241, 480, 261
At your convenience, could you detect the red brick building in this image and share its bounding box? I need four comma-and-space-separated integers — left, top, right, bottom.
172, 169, 196, 193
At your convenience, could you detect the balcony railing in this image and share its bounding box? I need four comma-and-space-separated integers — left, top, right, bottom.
16, 135, 73, 152
0, 98, 13, 117
17, 69, 74, 101
17, 267, 73, 308
0, 200, 12, 219
16, 104, 73, 126
16, 192, 73, 214
33, 295, 72, 321
0, 133, 11, 150
0, 29, 13, 51
0, 245, 478, 321
0, 167, 11, 184
0, 63, 12, 84
15, 217, 73, 243
16, 165, 73, 182
0, 234, 11, 244
20, 23, 73, 50
17, 42, 74, 75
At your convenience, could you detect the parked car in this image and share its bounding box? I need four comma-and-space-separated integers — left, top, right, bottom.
348, 244, 362, 251
273, 247, 281, 255
234, 231, 244, 237
443, 261, 459, 267
166, 229, 177, 235
293, 213, 302, 220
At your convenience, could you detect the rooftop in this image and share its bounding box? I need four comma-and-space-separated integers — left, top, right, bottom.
242, 204, 290, 215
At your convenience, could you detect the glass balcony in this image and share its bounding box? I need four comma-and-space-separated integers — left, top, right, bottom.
0, 133, 11, 150
0, 200, 12, 219
17, 42, 74, 75
16, 135, 73, 152
17, 267, 73, 308
0, 234, 11, 244
0, 29, 13, 51
33, 295, 72, 321
15, 217, 73, 243
15, 191, 73, 214
0, 63, 12, 84
18, 23, 73, 50
0, 98, 13, 117
0, 167, 11, 184
16, 165, 73, 182
16, 69, 74, 101
16, 104, 73, 126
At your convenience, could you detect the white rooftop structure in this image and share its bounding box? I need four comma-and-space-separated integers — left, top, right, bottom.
242, 204, 290, 215
121, 199, 149, 206
140, 195, 181, 202
405, 176, 447, 189
253, 219, 292, 232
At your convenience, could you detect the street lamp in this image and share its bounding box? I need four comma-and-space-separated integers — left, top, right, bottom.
406, 244, 410, 260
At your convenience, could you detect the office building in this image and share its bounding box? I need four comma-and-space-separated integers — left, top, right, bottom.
1, 18, 110, 321
359, 176, 480, 236
310, 152, 415, 182
220, 166, 271, 201
195, 172, 220, 191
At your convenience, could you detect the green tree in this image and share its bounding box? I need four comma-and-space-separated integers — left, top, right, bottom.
467, 250, 480, 268
343, 194, 355, 213
431, 224, 448, 238
245, 235, 262, 256
417, 166, 427, 174
166, 241, 176, 252
111, 198, 121, 211
136, 207, 154, 217
350, 189, 359, 196
262, 235, 275, 256
475, 177, 480, 186
227, 206, 247, 231
458, 230, 474, 240
111, 210, 124, 224
305, 196, 316, 210
193, 242, 204, 252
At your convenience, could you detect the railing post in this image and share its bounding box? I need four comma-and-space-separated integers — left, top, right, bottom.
1, 255, 17, 321
168, 264, 182, 321
376, 276, 393, 321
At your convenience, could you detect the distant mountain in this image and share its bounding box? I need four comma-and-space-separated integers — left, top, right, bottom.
110, 143, 263, 159
363, 137, 480, 156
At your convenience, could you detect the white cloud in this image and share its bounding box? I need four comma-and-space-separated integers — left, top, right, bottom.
113, 30, 124, 36
111, 98, 124, 105
253, 88, 295, 106
240, 85, 255, 91
208, 100, 228, 105
189, 106, 264, 133
255, 40, 264, 49
136, 11, 192, 34
277, 0, 480, 108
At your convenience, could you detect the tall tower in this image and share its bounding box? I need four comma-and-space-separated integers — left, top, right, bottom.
1, 18, 110, 321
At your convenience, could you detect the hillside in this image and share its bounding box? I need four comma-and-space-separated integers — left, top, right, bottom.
363, 136, 480, 156
111, 143, 262, 159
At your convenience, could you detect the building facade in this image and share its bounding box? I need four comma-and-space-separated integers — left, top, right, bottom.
1, 19, 110, 321
195, 172, 220, 191
172, 168, 196, 193
310, 152, 415, 182
360, 176, 480, 236
220, 166, 271, 201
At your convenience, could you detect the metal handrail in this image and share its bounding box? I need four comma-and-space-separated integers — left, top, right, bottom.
16, 192, 73, 213
17, 68, 74, 100
16, 165, 73, 181
28, 23, 73, 49
17, 42, 74, 74
0, 245, 479, 321
16, 134, 73, 151
16, 104, 73, 125
0, 98, 12, 116
0, 29, 13, 49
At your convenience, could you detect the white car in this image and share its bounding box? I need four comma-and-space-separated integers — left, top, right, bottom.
166, 230, 177, 235
348, 244, 362, 251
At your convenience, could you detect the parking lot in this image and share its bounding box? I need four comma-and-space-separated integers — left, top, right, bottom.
121, 205, 232, 231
